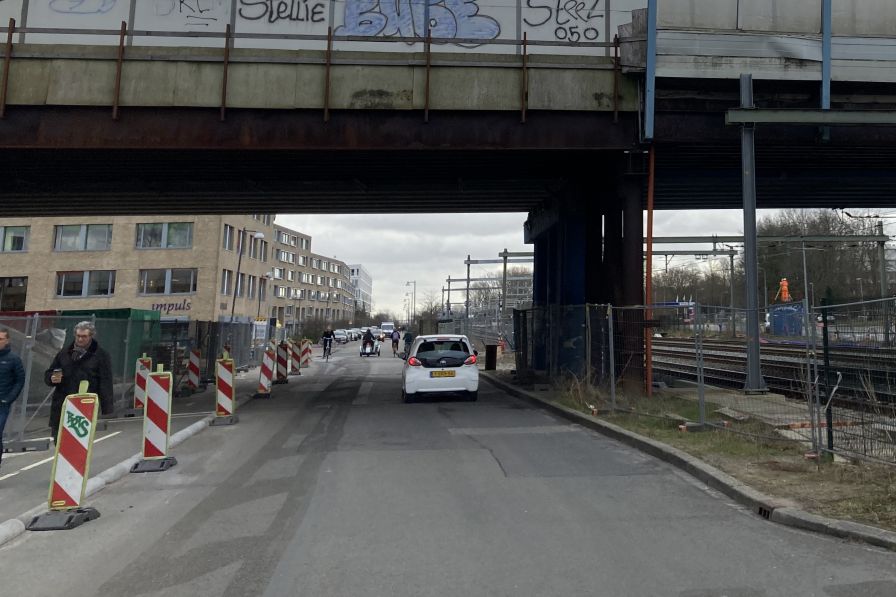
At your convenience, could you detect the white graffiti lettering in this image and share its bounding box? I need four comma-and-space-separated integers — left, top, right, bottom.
50, 0, 117, 14
524, 0, 603, 42
337, 0, 500, 41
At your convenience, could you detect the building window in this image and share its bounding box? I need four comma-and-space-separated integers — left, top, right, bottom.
272, 267, 285, 280
287, 270, 295, 282
136, 222, 193, 249
236, 273, 246, 298
298, 255, 307, 266
221, 269, 233, 295
140, 268, 197, 295
0, 226, 29, 252
223, 224, 235, 251
54, 224, 113, 252
274, 285, 287, 298
56, 270, 115, 297
247, 275, 257, 299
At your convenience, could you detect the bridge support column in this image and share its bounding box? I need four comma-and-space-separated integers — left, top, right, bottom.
555, 187, 587, 378
618, 176, 646, 394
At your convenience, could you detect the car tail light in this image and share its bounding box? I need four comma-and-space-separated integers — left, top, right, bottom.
408, 356, 422, 366
463, 354, 477, 365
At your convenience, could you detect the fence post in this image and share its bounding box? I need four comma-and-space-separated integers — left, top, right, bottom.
820, 299, 834, 457
7, 315, 51, 452
585, 304, 592, 386
607, 305, 616, 410
695, 304, 705, 426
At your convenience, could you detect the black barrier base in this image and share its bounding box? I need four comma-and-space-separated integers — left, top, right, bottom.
209, 415, 238, 426
253, 392, 273, 399
130, 457, 178, 473
121, 408, 144, 418
272, 378, 289, 385
27, 507, 100, 531
288, 370, 301, 376
4, 438, 51, 453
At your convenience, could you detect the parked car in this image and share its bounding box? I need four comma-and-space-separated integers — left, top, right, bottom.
334, 329, 348, 344
816, 313, 836, 323
401, 334, 478, 403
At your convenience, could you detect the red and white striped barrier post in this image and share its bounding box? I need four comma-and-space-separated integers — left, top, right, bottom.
187, 348, 201, 389
26, 381, 101, 531
301, 339, 312, 368
274, 343, 289, 384
209, 358, 238, 426
131, 366, 177, 473
254, 348, 275, 399
289, 340, 302, 375
134, 356, 152, 409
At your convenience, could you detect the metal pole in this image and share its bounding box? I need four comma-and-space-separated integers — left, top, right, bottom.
585, 303, 592, 386
695, 304, 705, 426
739, 74, 767, 392
447, 275, 452, 315
230, 228, 244, 323
820, 299, 834, 457
879, 221, 890, 344
501, 248, 509, 316
607, 304, 616, 410
729, 251, 735, 337
465, 254, 471, 320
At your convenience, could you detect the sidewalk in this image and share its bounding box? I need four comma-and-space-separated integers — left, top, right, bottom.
483, 372, 896, 552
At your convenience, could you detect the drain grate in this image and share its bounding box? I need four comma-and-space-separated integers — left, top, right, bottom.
757, 507, 772, 520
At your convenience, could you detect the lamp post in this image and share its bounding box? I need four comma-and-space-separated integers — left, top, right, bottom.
230, 229, 265, 322
406, 280, 416, 329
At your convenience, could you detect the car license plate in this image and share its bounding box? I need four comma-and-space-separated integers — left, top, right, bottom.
430, 370, 455, 378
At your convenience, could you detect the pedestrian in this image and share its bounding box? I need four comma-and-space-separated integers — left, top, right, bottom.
0, 328, 26, 470
45, 321, 114, 440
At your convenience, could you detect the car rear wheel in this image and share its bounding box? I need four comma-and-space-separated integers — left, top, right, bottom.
402, 390, 415, 403
466, 390, 478, 402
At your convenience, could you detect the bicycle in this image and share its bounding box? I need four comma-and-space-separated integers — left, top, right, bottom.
323, 338, 332, 361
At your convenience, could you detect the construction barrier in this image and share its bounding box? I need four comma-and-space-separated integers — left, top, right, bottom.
131, 366, 177, 473
301, 339, 312, 368
289, 340, 302, 375
255, 348, 275, 398
210, 358, 238, 426
26, 381, 101, 531
274, 343, 289, 384
187, 348, 201, 389
133, 355, 152, 410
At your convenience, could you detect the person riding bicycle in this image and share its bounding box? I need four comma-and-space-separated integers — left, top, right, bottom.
390, 329, 401, 357
403, 329, 414, 353
321, 327, 335, 357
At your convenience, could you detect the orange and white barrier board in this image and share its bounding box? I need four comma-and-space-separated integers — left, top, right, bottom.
134, 356, 152, 409
49, 385, 100, 510
275, 344, 289, 383
187, 348, 201, 388
26, 382, 102, 531
289, 341, 301, 375
256, 348, 274, 398
216, 359, 235, 416
301, 340, 312, 368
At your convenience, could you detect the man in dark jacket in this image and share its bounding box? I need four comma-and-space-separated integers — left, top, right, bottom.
45, 321, 114, 440
0, 328, 26, 468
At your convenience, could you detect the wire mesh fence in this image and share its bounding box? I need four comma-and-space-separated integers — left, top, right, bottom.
509, 299, 896, 466
0, 314, 262, 452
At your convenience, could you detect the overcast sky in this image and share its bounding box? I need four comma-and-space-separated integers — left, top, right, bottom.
277, 209, 894, 317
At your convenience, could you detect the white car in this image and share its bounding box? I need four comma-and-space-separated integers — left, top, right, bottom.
401, 334, 479, 403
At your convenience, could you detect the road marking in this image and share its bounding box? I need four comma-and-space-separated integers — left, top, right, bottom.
0, 472, 19, 481
13, 431, 121, 473
355, 381, 373, 405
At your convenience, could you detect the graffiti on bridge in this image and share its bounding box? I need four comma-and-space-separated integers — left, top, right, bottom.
524, 0, 603, 42
239, 0, 326, 24
154, 0, 229, 27
336, 0, 500, 43
49, 0, 117, 14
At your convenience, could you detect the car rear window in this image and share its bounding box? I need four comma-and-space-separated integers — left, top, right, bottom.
415, 340, 469, 357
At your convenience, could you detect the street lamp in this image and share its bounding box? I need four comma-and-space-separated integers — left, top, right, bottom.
230, 229, 265, 322
406, 280, 416, 329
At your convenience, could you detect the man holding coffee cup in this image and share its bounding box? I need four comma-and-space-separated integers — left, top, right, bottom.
45, 321, 114, 440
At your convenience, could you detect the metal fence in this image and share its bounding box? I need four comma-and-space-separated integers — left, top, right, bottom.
1, 314, 260, 454
510, 299, 896, 466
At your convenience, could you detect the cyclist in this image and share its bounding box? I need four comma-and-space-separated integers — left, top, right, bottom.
402, 328, 414, 354
390, 328, 401, 357
321, 327, 335, 359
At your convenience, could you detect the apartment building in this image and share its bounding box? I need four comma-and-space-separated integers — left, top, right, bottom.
270, 224, 354, 336
0, 216, 354, 334
349, 264, 373, 315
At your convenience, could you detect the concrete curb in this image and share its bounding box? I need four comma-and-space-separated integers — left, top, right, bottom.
0, 391, 257, 547
483, 373, 896, 552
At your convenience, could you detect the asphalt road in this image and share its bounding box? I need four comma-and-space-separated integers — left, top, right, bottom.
2, 341, 895, 597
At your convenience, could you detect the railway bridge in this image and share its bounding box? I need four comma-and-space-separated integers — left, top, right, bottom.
2, 0, 895, 379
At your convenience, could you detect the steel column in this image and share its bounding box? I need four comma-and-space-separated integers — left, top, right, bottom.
1, 18, 15, 120
739, 74, 767, 393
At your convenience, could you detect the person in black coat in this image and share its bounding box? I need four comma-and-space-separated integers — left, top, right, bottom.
0, 328, 26, 468
44, 321, 114, 439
